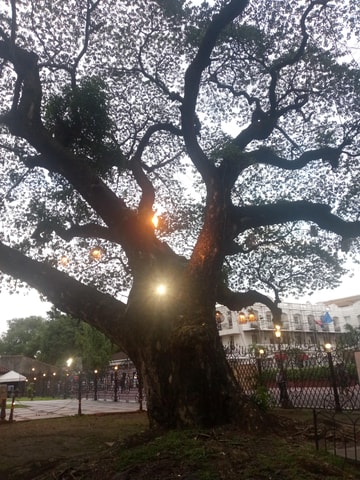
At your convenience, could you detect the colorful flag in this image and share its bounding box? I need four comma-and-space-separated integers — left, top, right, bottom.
321, 311, 333, 324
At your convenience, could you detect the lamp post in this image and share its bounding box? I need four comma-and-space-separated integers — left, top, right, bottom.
64, 358, 73, 399
94, 369, 98, 401
114, 366, 118, 402
325, 343, 341, 412
256, 348, 264, 380
78, 370, 82, 415
275, 325, 292, 408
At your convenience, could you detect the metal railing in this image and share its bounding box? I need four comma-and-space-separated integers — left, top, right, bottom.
313, 409, 360, 463
227, 345, 360, 411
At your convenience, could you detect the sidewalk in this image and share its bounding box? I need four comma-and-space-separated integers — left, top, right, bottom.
3, 397, 144, 422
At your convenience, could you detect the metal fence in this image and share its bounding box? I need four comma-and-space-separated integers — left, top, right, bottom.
25, 344, 360, 413
313, 409, 360, 462
227, 345, 360, 411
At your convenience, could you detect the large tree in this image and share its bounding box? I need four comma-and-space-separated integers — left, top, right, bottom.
0, 0, 359, 428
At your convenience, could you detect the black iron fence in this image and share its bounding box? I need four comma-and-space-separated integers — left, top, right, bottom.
24, 344, 360, 413
313, 409, 360, 463
227, 345, 360, 411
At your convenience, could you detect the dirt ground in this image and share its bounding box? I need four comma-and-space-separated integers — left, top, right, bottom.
0, 410, 359, 480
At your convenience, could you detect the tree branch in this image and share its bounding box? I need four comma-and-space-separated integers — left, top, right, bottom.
0, 240, 127, 344
217, 284, 282, 323
182, 0, 249, 182
249, 144, 346, 171
131, 122, 183, 213
31, 221, 115, 244
230, 200, 360, 242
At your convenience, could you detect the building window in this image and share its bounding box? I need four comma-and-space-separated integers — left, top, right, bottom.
227, 311, 233, 329
293, 313, 302, 330
265, 311, 272, 328
307, 315, 315, 331
333, 316, 340, 332
215, 311, 223, 330
281, 312, 289, 329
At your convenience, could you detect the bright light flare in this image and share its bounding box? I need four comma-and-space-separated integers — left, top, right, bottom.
155, 284, 167, 295
152, 213, 159, 229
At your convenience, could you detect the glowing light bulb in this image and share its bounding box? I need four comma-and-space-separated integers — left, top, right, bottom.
156, 284, 166, 295
152, 213, 159, 228
59, 255, 69, 267
90, 247, 103, 260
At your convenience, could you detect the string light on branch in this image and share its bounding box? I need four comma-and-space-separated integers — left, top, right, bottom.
155, 284, 167, 295
152, 213, 159, 229
59, 255, 69, 267
90, 246, 104, 261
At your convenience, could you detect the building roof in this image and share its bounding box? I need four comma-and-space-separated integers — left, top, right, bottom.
0, 355, 60, 376
321, 295, 360, 308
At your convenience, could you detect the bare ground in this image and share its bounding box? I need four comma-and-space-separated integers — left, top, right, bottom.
0, 410, 359, 480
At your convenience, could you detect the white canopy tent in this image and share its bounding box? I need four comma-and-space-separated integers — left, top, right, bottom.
0, 370, 27, 383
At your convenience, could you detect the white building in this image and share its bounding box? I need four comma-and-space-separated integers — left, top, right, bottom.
216, 295, 360, 352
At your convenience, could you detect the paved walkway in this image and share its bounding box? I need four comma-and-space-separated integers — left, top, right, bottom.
3, 397, 144, 422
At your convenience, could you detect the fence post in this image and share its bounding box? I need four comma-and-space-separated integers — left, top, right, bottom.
325, 347, 341, 412
313, 409, 319, 451
78, 372, 82, 415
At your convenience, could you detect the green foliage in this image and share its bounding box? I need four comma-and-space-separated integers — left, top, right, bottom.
45, 76, 125, 176
0, 316, 47, 357
0, 311, 115, 370
250, 384, 274, 411
337, 324, 360, 348
154, 0, 186, 19
75, 321, 115, 371
26, 382, 35, 398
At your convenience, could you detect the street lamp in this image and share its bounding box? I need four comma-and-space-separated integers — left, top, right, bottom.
256, 348, 265, 381
94, 369, 98, 401
274, 325, 292, 408
274, 324, 281, 339
324, 343, 341, 411
114, 366, 118, 402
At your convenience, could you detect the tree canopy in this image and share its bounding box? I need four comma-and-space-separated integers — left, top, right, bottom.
0, 0, 359, 428
0, 311, 115, 371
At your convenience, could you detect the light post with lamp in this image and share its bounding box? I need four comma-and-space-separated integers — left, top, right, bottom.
324, 343, 341, 412
256, 348, 265, 381
74, 358, 83, 415
94, 369, 98, 401
114, 366, 118, 402
64, 358, 73, 399
275, 325, 292, 408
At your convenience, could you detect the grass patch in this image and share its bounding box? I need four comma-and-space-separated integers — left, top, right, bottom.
116, 429, 216, 479
1, 410, 359, 479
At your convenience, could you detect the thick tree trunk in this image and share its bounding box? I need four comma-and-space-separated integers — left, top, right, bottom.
140, 333, 240, 428
124, 289, 243, 428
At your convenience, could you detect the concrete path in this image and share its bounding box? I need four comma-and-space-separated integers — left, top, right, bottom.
4, 397, 144, 422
